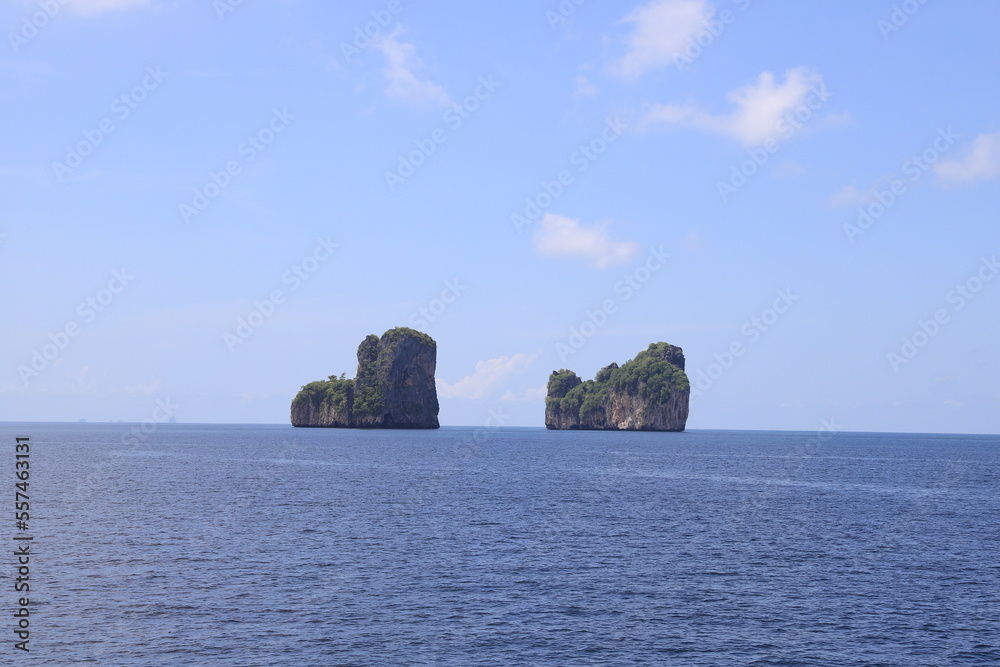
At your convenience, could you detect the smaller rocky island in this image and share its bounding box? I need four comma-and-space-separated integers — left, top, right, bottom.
545, 342, 690, 432
291, 327, 440, 429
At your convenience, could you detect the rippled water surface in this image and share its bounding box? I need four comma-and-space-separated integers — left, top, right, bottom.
7, 424, 999, 665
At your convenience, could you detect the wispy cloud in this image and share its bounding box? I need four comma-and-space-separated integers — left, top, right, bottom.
70, 0, 151, 14
500, 385, 547, 403
682, 228, 706, 253
613, 0, 713, 80
373, 27, 451, 109
827, 183, 877, 209
642, 67, 827, 146
533, 213, 641, 268
573, 75, 599, 98
935, 130, 1000, 184
125, 378, 163, 395
438, 353, 538, 400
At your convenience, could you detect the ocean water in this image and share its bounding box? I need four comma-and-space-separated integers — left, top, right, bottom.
4, 423, 999, 665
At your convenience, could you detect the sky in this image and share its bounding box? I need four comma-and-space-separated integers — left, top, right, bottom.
1, 0, 998, 433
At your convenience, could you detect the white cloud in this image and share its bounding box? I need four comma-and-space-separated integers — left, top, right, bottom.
682, 228, 705, 253
438, 353, 538, 400
573, 75, 599, 97
614, 0, 713, 80
125, 378, 162, 395
70, 0, 150, 14
935, 130, 1000, 184
373, 27, 451, 109
642, 67, 826, 146
771, 159, 808, 180
500, 385, 547, 402
533, 213, 641, 268
827, 184, 876, 209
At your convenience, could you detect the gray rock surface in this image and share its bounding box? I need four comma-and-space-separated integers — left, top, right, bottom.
545, 343, 689, 432
291, 327, 439, 429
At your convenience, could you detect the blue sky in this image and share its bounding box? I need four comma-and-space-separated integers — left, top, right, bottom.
2, 0, 998, 433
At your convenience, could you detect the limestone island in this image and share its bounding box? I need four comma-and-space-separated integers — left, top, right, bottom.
545, 342, 690, 431
291, 327, 440, 429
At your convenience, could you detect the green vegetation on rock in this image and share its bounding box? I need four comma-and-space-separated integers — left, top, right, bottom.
382, 326, 435, 348
608, 346, 689, 405
351, 334, 384, 420
546, 378, 606, 422
291, 328, 440, 429
545, 342, 690, 431
546, 369, 581, 398
322, 376, 353, 414
291, 380, 327, 413
578, 381, 608, 418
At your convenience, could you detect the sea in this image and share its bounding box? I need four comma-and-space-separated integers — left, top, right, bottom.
3, 423, 998, 666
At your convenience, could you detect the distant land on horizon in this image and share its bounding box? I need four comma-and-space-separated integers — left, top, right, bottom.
6, 421, 998, 438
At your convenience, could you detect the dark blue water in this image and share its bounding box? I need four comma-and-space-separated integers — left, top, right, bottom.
5, 423, 999, 665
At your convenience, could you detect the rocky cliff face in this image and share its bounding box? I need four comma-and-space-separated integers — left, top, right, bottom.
545, 343, 689, 432
291, 327, 440, 429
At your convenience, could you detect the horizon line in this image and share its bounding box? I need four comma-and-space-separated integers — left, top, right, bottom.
0, 421, 997, 438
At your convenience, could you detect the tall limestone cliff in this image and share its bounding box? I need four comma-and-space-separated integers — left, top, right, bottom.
545, 342, 689, 432
291, 327, 440, 429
